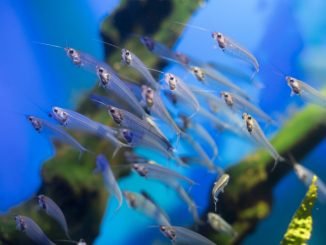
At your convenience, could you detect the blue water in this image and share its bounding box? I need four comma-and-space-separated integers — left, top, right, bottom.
0, 0, 325, 244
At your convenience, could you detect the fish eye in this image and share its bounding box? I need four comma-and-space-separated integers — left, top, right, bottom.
217, 33, 222, 38
68, 49, 75, 54
169, 76, 174, 81
98, 67, 104, 73
248, 116, 252, 120
225, 94, 229, 98
54, 108, 58, 113
133, 164, 138, 169
160, 226, 166, 231
110, 108, 115, 113
126, 51, 130, 56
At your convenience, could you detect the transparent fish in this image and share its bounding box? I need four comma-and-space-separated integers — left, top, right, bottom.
285, 76, 326, 107
141, 85, 183, 138
212, 32, 259, 77
124, 191, 170, 226
95, 65, 148, 119
207, 212, 237, 237
140, 36, 178, 63
119, 128, 185, 166
90, 94, 173, 151
159, 225, 215, 245
132, 162, 196, 186
121, 48, 159, 90
94, 154, 123, 212
174, 184, 202, 225
242, 113, 284, 168
164, 73, 200, 118
37, 195, 70, 239
212, 174, 229, 212
51, 106, 126, 156
15, 215, 55, 245
290, 157, 326, 203
220, 91, 275, 124
191, 65, 249, 99
27, 115, 88, 155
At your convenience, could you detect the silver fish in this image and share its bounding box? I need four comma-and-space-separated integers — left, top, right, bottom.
141, 85, 183, 138
132, 162, 196, 186
15, 215, 55, 245
37, 195, 70, 239
207, 212, 237, 237
212, 174, 229, 212
290, 157, 326, 203
121, 48, 159, 90
285, 76, 326, 107
191, 65, 249, 99
27, 115, 88, 155
119, 128, 185, 167
159, 225, 215, 245
242, 113, 284, 168
220, 91, 275, 124
164, 73, 200, 118
212, 32, 259, 76
124, 191, 170, 226
95, 65, 147, 119
90, 94, 172, 151
51, 106, 126, 156
94, 154, 123, 212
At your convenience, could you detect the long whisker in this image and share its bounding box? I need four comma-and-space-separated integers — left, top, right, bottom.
32, 41, 64, 49
92, 38, 122, 50
172, 20, 210, 32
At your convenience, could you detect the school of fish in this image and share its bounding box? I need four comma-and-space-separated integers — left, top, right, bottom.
11, 7, 326, 245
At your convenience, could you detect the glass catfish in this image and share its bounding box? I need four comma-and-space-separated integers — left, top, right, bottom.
15, 215, 55, 245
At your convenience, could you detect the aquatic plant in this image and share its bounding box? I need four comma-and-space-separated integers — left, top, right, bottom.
281, 175, 318, 245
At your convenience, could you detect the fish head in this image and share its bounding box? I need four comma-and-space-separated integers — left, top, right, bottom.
64, 47, 81, 65
242, 113, 254, 133
121, 129, 133, 144
132, 164, 148, 177
123, 191, 137, 208
212, 32, 225, 49
141, 85, 154, 107
95, 154, 109, 173
96, 66, 111, 86
140, 36, 155, 51
37, 195, 47, 210
191, 66, 205, 81
165, 73, 177, 90
220, 92, 233, 107
77, 239, 87, 245
159, 225, 176, 241
285, 76, 301, 95
27, 116, 43, 132
14, 215, 26, 231
108, 106, 123, 125
121, 49, 132, 65
52, 107, 68, 124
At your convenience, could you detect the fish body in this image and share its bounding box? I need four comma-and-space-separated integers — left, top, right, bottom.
164, 73, 200, 118
212, 32, 259, 74
91, 95, 173, 151
141, 86, 182, 137
293, 163, 326, 203
212, 174, 230, 211
15, 215, 55, 245
207, 212, 237, 237
51, 107, 125, 154
160, 225, 215, 245
132, 163, 195, 186
124, 191, 170, 226
37, 195, 70, 239
220, 91, 274, 124
286, 76, 326, 107
242, 113, 284, 168
95, 65, 147, 119
121, 48, 159, 90
95, 154, 123, 212
27, 116, 88, 154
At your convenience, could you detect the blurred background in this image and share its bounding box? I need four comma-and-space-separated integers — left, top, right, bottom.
0, 0, 325, 244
